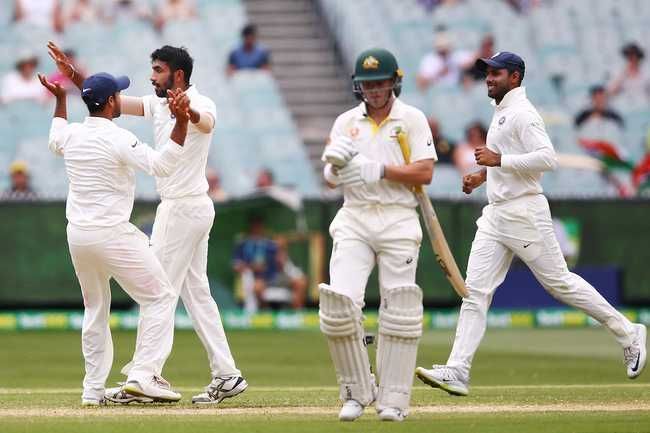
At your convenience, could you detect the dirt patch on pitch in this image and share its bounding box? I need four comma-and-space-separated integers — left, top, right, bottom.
1, 403, 649, 418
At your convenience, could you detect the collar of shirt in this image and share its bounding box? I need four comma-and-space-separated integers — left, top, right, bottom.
83, 116, 114, 127
492, 86, 527, 111
355, 98, 407, 130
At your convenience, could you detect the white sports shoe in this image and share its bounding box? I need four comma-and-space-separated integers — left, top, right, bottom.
192, 376, 248, 404
415, 365, 469, 396
81, 397, 105, 406
122, 375, 181, 402
339, 400, 364, 421
378, 407, 405, 422
625, 323, 647, 379
105, 384, 154, 404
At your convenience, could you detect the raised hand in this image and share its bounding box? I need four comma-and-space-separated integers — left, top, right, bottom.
167, 89, 190, 123
38, 73, 66, 99
47, 41, 75, 79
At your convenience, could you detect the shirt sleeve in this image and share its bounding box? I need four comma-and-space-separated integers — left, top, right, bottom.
501, 110, 558, 173
408, 109, 438, 163
141, 95, 157, 121
190, 95, 217, 132
48, 117, 70, 156
114, 130, 185, 177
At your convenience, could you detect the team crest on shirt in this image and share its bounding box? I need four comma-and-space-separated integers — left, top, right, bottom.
498, 116, 506, 125
389, 126, 403, 140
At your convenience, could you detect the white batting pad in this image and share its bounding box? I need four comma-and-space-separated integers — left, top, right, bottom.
376, 285, 423, 413
319, 283, 376, 406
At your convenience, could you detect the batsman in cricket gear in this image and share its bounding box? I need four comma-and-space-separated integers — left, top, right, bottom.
320, 48, 436, 422
416, 52, 647, 397
40, 72, 191, 405
48, 42, 247, 404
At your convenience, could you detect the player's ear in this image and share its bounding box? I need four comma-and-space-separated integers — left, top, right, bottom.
174, 69, 185, 85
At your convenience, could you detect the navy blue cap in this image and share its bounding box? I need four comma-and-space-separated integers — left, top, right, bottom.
81, 72, 130, 107
475, 51, 525, 75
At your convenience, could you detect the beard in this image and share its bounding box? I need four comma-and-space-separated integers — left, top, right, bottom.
154, 76, 174, 97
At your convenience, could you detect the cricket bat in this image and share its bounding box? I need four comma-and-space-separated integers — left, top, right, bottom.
397, 131, 469, 298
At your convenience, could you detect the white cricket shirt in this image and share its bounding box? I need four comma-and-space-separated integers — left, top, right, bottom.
485, 87, 558, 204
141, 85, 216, 199
328, 99, 437, 208
48, 116, 185, 230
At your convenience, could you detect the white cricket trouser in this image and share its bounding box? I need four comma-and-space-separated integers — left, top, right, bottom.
328, 205, 422, 307
150, 194, 239, 378
447, 194, 635, 377
67, 222, 177, 401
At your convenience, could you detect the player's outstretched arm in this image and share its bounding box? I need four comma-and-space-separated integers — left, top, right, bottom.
47, 41, 84, 90
39, 73, 68, 156
47, 41, 144, 116
384, 159, 434, 186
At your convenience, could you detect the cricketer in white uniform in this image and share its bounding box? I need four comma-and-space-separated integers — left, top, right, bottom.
39, 72, 190, 405
415, 52, 647, 396
320, 48, 436, 422
47, 42, 247, 404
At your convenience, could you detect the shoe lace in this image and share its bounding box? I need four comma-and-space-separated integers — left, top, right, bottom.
432, 365, 459, 381
152, 375, 171, 389
624, 346, 639, 366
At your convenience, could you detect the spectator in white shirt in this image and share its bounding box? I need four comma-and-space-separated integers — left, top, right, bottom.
608, 42, 650, 107
1, 53, 46, 105
13, 0, 64, 32
416, 32, 473, 91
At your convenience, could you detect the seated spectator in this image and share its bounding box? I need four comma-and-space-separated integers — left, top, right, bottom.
271, 237, 307, 310
65, 0, 103, 24
575, 85, 624, 129
464, 34, 495, 81
453, 121, 487, 174
154, 0, 197, 32
416, 31, 473, 90
2, 161, 38, 200
233, 215, 277, 312
1, 53, 46, 104
608, 42, 650, 106
206, 168, 228, 202
505, 0, 543, 14
227, 24, 271, 76
105, 0, 151, 23
428, 117, 456, 164
47, 49, 85, 95
13, 0, 64, 32
255, 168, 275, 189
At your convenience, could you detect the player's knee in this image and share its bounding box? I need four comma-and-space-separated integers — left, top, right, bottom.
318, 283, 362, 338
461, 287, 491, 312
379, 285, 423, 340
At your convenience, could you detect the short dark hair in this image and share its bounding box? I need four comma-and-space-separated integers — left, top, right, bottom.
83, 95, 112, 114
589, 84, 606, 96
242, 24, 257, 37
150, 45, 193, 85
507, 67, 524, 85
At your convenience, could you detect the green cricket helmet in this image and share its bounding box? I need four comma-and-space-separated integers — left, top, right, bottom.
352, 47, 403, 100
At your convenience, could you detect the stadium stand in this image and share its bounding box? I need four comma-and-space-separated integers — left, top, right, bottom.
0, 0, 319, 199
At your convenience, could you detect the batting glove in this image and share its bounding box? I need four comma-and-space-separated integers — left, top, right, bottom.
321, 137, 358, 167
338, 154, 384, 187
323, 163, 341, 186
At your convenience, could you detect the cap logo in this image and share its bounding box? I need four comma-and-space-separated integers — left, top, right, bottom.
362, 56, 379, 70
491, 52, 501, 59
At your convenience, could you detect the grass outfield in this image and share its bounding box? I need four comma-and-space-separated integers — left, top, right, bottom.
1, 328, 649, 432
